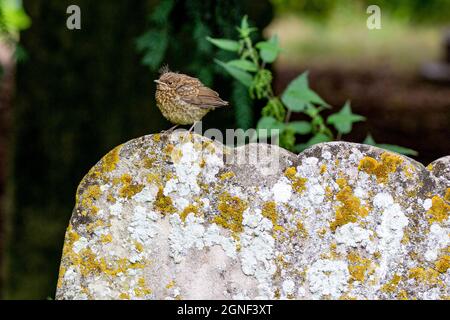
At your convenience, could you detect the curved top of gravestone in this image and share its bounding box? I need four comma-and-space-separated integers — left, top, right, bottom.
56, 131, 449, 300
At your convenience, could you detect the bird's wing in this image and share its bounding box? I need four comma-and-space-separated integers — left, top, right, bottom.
177, 84, 229, 109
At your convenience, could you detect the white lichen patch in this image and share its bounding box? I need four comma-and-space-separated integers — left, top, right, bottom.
307, 259, 349, 299
272, 180, 292, 204
335, 223, 373, 249
240, 209, 276, 299
424, 223, 450, 262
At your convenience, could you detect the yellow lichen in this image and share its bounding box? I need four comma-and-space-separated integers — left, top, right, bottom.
381, 274, 402, 293
426, 196, 450, 224
261, 201, 278, 226
57, 266, 66, 289
166, 280, 175, 289
79, 184, 102, 216
444, 188, 450, 202
435, 255, 450, 273
284, 167, 308, 194
101, 145, 121, 173
119, 293, 130, 300
118, 174, 144, 199
135, 241, 144, 252
397, 290, 409, 300
101, 234, 112, 243
330, 179, 368, 231
142, 157, 156, 169
134, 277, 152, 297
358, 152, 403, 183
408, 267, 440, 285
347, 252, 371, 282
180, 204, 199, 221
152, 134, 161, 142
107, 193, 116, 204
154, 187, 176, 214
296, 219, 308, 238
146, 172, 161, 185
220, 171, 235, 181
214, 193, 247, 237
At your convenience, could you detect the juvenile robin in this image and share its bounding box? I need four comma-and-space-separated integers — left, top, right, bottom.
154, 66, 229, 132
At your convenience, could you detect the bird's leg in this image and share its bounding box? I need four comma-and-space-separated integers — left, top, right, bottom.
161, 124, 179, 135
183, 121, 198, 141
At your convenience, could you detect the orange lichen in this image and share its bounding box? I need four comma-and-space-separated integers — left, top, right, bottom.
358, 152, 403, 183
154, 187, 176, 214
330, 179, 368, 231
426, 196, 450, 224
284, 167, 308, 194
213, 193, 247, 237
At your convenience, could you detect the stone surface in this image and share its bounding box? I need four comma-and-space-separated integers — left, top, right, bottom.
56, 131, 450, 300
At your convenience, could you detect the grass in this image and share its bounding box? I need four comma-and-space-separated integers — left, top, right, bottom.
265, 8, 443, 72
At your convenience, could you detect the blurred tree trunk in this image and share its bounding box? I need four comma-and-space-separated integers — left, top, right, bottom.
4, 0, 272, 299
4, 0, 162, 299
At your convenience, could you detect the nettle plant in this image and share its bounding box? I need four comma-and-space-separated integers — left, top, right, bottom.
207, 16, 417, 156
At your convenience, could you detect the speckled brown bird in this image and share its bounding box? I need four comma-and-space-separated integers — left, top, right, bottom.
154, 67, 229, 129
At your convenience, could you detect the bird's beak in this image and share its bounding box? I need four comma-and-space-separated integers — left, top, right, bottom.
154, 80, 164, 85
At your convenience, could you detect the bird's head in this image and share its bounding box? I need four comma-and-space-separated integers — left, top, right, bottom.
154, 73, 182, 91
154, 66, 184, 92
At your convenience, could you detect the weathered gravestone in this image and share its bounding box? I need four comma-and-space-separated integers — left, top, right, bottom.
56, 131, 449, 300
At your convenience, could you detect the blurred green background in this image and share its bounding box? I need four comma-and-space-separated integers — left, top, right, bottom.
0, 0, 449, 299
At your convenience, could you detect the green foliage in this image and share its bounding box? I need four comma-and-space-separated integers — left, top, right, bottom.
0, 0, 30, 72
208, 15, 417, 156
364, 134, 418, 156
327, 101, 365, 135
271, 0, 450, 26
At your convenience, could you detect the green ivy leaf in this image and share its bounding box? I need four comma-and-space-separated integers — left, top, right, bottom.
206, 37, 240, 52
327, 101, 365, 135
237, 15, 257, 38
255, 116, 285, 140
227, 59, 258, 72
256, 116, 285, 131
286, 121, 312, 135
363, 134, 418, 156
281, 72, 328, 112
255, 35, 280, 63
215, 59, 252, 87
363, 134, 376, 145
